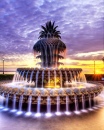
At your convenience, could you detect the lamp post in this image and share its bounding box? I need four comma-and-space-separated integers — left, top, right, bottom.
102, 57, 104, 71
102, 57, 104, 80
102, 57, 104, 64
3, 59, 4, 74
94, 60, 95, 75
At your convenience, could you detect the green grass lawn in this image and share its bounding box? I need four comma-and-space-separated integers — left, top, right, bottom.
0, 74, 14, 81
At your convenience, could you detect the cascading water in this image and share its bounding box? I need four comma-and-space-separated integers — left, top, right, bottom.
80, 72, 87, 83
0, 21, 103, 117
65, 71, 68, 82
30, 71, 34, 83
66, 96, 69, 112
43, 42, 48, 67
81, 95, 86, 112
54, 70, 56, 88
35, 70, 39, 88
37, 96, 41, 114
73, 71, 77, 82
26, 70, 29, 82
48, 70, 50, 86
25, 96, 32, 116
21, 70, 25, 81
19, 71, 23, 81
16, 71, 21, 82
76, 71, 80, 82
42, 70, 44, 88
69, 71, 73, 82
93, 93, 98, 109
47, 96, 51, 113
12, 94, 16, 111
60, 70, 62, 88
56, 96, 61, 115
0, 93, 4, 109
88, 94, 92, 111
28, 96, 32, 112
4, 94, 9, 111
74, 95, 80, 114
13, 71, 17, 82
65, 71, 68, 87
13, 71, 18, 82
17, 95, 23, 115
49, 44, 53, 67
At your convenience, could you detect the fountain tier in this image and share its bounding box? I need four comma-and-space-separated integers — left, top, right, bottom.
0, 21, 103, 114
14, 68, 86, 88
0, 82, 103, 105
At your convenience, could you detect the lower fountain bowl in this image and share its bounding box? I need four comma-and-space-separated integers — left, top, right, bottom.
0, 81, 103, 105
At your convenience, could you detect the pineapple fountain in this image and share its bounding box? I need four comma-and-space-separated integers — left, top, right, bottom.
0, 21, 103, 117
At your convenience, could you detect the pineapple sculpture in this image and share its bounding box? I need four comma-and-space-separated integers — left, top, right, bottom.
33, 21, 66, 68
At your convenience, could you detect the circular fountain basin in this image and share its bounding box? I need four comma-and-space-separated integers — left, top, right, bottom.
0, 81, 103, 105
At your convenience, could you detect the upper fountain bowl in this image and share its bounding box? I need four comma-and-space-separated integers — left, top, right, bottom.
14, 68, 85, 88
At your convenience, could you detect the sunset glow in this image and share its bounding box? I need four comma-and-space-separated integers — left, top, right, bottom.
0, 0, 104, 74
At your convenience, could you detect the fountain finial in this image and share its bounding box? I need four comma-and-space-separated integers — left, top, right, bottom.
33, 21, 66, 67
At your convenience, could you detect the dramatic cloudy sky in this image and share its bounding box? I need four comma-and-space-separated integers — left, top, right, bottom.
0, 0, 104, 74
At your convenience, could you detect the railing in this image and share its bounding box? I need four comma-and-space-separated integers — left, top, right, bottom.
0, 71, 15, 74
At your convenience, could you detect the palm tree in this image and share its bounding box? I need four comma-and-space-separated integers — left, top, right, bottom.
39, 21, 61, 39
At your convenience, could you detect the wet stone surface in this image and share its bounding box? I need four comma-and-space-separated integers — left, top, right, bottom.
0, 107, 104, 130
0, 96, 104, 130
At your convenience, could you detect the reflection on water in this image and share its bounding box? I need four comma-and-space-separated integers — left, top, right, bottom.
0, 92, 104, 130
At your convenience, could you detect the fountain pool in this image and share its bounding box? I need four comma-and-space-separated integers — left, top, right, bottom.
0, 21, 103, 116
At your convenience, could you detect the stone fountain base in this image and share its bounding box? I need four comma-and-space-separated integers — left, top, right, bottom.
0, 81, 103, 104
0, 81, 103, 115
